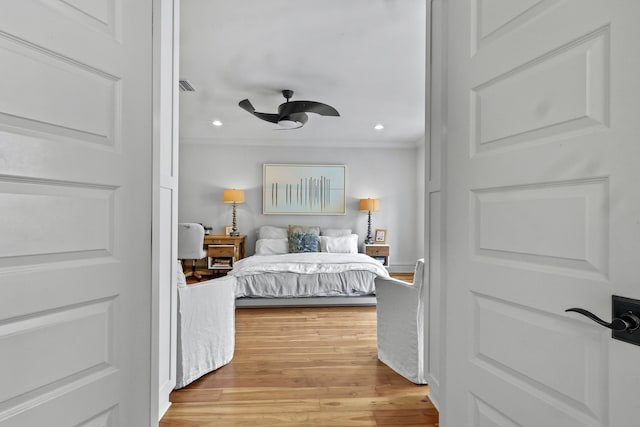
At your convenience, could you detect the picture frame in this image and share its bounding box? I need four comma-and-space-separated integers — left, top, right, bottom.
374, 229, 387, 243
263, 164, 346, 215
224, 225, 233, 236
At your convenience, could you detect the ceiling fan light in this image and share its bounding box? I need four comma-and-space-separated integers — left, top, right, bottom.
277, 119, 303, 129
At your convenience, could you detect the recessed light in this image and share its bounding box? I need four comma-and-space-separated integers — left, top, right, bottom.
212, 120, 223, 127
374, 124, 384, 130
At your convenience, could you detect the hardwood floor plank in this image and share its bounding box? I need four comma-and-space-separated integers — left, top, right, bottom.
160, 306, 438, 426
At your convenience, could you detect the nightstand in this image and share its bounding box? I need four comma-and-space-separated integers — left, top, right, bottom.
364, 244, 389, 267
204, 234, 246, 259
202, 234, 246, 277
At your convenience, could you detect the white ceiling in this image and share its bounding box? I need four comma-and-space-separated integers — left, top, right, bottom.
179, 0, 426, 148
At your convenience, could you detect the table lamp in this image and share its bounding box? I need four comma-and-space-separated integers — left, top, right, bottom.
359, 198, 380, 244
223, 189, 245, 236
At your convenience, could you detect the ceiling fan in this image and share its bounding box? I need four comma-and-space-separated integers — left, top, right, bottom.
238, 89, 340, 129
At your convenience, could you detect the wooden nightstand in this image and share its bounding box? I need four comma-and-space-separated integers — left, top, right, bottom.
201, 234, 246, 277
204, 234, 246, 259
364, 244, 389, 267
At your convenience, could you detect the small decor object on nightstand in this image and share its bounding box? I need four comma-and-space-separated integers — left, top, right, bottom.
374, 229, 387, 243
359, 198, 380, 244
224, 225, 233, 236
223, 189, 245, 236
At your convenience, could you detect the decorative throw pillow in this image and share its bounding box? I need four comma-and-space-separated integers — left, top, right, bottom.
288, 225, 320, 253
288, 232, 319, 253
288, 224, 320, 236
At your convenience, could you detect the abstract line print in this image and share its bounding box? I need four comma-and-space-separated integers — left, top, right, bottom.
263, 164, 346, 215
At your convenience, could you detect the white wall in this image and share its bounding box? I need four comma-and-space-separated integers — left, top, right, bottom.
178, 143, 421, 271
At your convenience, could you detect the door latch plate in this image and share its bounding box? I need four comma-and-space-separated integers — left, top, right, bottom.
612, 295, 640, 346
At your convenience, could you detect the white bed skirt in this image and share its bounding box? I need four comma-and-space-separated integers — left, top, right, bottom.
235, 294, 377, 308
235, 270, 377, 298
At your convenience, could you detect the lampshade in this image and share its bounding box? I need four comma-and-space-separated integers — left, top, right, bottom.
359, 198, 379, 212
223, 189, 245, 204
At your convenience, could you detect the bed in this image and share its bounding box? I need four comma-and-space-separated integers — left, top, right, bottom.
229, 225, 390, 307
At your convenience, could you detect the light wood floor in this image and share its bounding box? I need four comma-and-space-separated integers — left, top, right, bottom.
160, 306, 437, 426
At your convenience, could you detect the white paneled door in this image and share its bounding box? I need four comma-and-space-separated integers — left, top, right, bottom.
444, 1, 640, 426
0, 1, 153, 425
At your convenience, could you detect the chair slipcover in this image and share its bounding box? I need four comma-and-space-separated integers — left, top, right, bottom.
177, 223, 206, 260
175, 262, 235, 388
375, 259, 427, 384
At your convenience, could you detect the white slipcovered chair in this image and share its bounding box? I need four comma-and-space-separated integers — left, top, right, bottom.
175, 261, 236, 388
178, 222, 207, 280
375, 258, 427, 384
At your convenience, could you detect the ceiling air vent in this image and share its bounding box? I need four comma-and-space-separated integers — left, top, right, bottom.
179, 80, 195, 92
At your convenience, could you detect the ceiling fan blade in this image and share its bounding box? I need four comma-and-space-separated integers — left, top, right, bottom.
239, 98, 279, 123
238, 99, 255, 113
254, 112, 280, 123
278, 101, 340, 118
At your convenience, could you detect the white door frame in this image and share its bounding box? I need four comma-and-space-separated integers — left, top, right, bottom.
151, 0, 181, 420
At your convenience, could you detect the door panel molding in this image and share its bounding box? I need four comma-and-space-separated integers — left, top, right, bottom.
471, 177, 609, 279
471, 0, 560, 55
0, 32, 120, 148
471, 26, 609, 154
472, 292, 607, 419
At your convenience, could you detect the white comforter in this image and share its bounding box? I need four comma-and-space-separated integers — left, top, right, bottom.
230, 252, 390, 298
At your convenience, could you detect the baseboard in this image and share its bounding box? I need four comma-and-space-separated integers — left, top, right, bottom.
427, 391, 440, 412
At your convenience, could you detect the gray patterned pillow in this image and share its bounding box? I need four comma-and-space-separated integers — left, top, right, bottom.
288, 225, 320, 253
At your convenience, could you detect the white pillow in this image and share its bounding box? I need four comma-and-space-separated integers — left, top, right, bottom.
258, 226, 288, 239
321, 228, 352, 237
319, 234, 358, 253
255, 238, 288, 255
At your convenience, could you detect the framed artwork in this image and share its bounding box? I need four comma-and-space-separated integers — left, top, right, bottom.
374, 229, 387, 243
263, 164, 346, 215
224, 225, 233, 236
